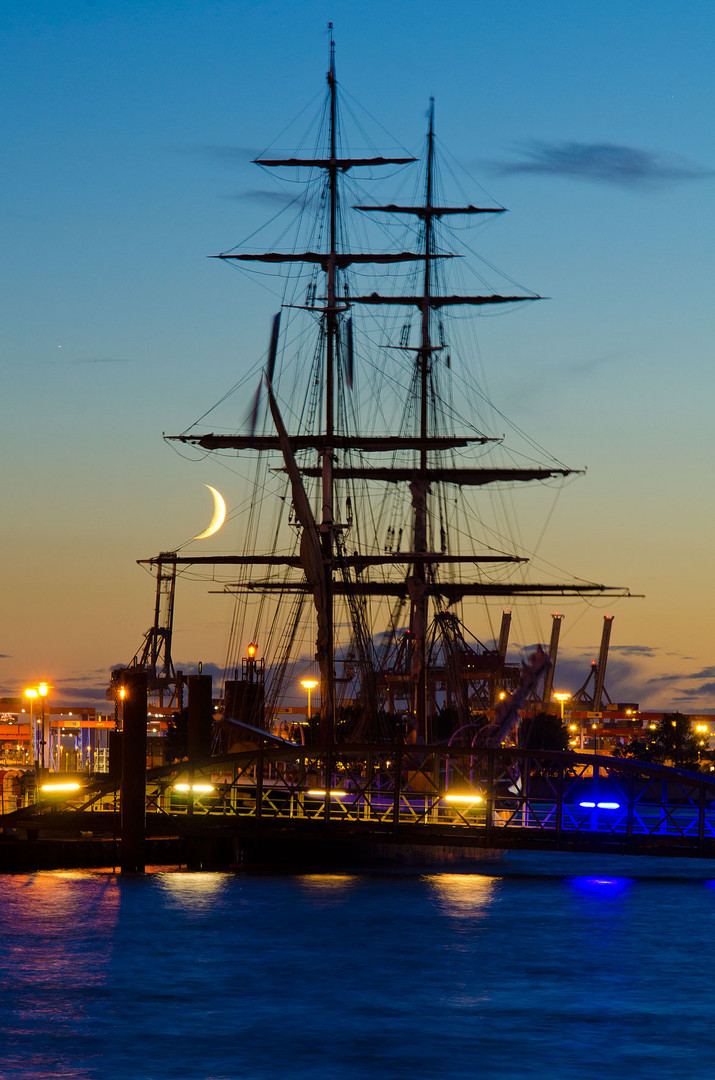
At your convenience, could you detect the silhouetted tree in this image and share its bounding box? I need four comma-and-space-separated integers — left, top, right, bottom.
652, 712, 700, 769
613, 713, 699, 770
612, 736, 660, 763
520, 711, 569, 752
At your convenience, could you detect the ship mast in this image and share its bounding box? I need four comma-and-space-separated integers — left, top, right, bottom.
199, 32, 419, 741
412, 98, 436, 740
321, 31, 338, 739
419, 98, 435, 467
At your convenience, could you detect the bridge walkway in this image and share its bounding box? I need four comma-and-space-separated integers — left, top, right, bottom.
5, 745, 715, 861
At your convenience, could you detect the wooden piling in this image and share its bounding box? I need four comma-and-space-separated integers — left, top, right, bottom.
120, 669, 147, 873
187, 674, 213, 762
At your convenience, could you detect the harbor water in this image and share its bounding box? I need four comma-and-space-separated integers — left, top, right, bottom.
1, 852, 714, 1079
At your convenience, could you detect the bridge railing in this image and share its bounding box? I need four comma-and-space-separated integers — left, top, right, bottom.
141, 743, 715, 846
17, 743, 715, 853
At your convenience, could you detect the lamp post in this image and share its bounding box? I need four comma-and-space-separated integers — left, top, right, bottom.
24, 682, 49, 775
553, 691, 571, 721
301, 679, 319, 722
24, 688, 38, 768
554, 691, 576, 748
38, 683, 48, 769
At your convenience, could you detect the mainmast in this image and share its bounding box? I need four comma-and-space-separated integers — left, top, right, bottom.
353, 103, 532, 739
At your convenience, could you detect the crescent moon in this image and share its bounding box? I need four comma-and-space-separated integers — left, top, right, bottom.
193, 485, 227, 540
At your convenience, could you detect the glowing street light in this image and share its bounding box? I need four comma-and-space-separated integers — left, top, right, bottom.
301, 678, 319, 720
553, 691, 571, 721
24, 689, 38, 766
25, 683, 49, 769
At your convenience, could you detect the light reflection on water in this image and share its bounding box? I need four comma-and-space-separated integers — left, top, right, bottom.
568, 875, 634, 897
1, 855, 715, 1079
157, 870, 229, 901
427, 872, 498, 917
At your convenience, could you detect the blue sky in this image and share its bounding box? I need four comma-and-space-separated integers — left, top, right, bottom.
3, 0, 714, 710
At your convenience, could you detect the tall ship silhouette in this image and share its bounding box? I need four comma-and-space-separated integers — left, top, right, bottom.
140, 32, 631, 746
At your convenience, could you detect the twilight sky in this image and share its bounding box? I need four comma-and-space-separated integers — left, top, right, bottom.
3, 0, 714, 711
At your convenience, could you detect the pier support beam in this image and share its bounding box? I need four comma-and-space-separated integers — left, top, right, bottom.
120, 669, 147, 874
187, 673, 213, 762
186, 672, 213, 869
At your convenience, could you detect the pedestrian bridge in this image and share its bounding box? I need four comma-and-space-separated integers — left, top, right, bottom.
7, 743, 715, 863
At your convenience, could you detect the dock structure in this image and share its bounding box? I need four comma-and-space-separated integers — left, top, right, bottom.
4, 739, 715, 870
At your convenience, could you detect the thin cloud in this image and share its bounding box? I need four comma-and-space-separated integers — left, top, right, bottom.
56, 671, 104, 683
649, 666, 715, 685
52, 685, 110, 702
69, 357, 135, 365
174, 660, 224, 680
192, 144, 258, 164
684, 681, 715, 697
496, 141, 711, 188
611, 645, 658, 658
565, 352, 619, 378
223, 189, 319, 210
647, 672, 684, 685
224, 189, 294, 206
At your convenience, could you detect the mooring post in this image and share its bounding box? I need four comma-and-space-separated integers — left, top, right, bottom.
392, 729, 403, 836
188, 672, 213, 764
186, 673, 213, 868
120, 669, 148, 874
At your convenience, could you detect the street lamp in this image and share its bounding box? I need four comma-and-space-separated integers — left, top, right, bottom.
24, 682, 49, 771
553, 692, 571, 721
555, 691, 578, 749
38, 683, 48, 769
301, 679, 319, 721
24, 688, 38, 766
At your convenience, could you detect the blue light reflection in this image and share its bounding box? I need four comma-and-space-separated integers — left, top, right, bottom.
569, 875, 633, 897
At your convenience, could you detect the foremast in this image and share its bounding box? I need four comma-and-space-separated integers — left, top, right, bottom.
208, 33, 418, 741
